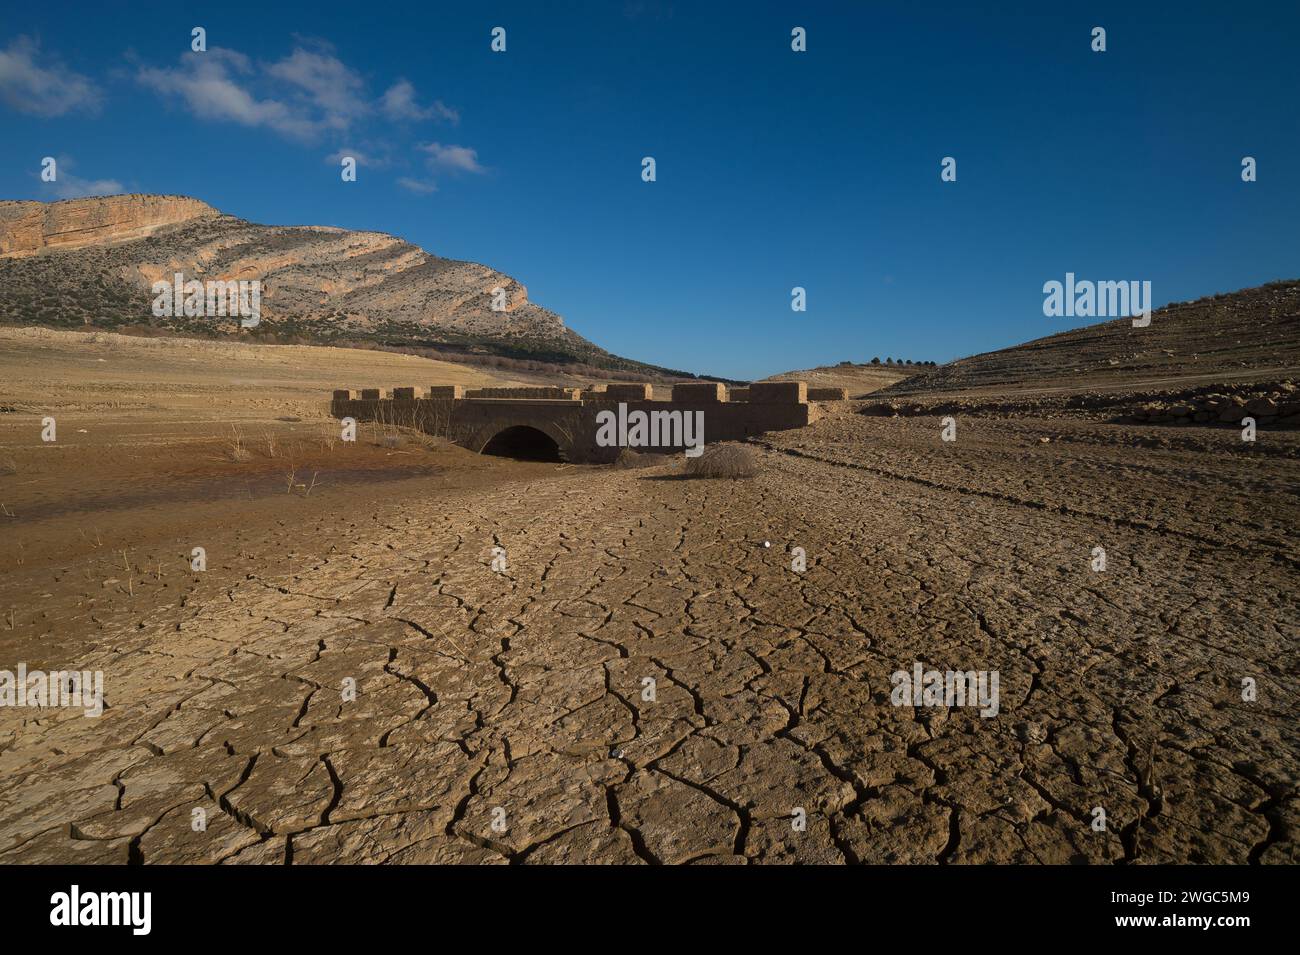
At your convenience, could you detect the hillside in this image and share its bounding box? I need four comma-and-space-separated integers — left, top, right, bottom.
764, 362, 908, 397
0, 194, 688, 376
883, 280, 1300, 398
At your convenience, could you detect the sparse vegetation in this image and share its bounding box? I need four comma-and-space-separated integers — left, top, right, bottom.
226, 426, 251, 462
684, 444, 759, 479
612, 447, 671, 469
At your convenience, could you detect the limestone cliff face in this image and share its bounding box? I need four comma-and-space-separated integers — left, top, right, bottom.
0, 195, 216, 256
0, 194, 594, 357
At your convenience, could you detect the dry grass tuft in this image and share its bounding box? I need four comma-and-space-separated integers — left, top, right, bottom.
683, 444, 759, 479
612, 447, 671, 470
226, 426, 251, 462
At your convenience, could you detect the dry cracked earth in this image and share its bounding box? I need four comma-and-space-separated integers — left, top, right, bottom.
1, 407, 1297, 865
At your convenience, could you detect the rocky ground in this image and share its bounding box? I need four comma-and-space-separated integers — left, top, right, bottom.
2, 386, 1295, 863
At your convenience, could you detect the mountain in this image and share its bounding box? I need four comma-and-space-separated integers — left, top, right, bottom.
0, 194, 658, 371
882, 280, 1300, 397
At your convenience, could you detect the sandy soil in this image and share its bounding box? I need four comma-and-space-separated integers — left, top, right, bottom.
0, 331, 1296, 864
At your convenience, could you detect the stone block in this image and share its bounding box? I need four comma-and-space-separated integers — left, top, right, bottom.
749, 381, 807, 404
672, 382, 726, 403
605, 383, 654, 401
807, 387, 848, 401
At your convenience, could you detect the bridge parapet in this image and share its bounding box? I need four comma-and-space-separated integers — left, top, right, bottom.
465, 386, 581, 400
599, 383, 655, 401
672, 382, 727, 402
330, 382, 814, 463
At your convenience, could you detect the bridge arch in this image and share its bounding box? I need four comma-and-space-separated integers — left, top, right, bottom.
467, 420, 574, 461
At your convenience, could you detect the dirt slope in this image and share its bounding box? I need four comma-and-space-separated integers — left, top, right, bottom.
886, 281, 1300, 398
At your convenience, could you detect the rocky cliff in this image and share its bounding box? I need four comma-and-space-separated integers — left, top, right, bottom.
0, 195, 216, 256
0, 194, 607, 364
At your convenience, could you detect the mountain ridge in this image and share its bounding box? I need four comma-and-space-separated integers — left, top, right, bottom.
0, 193, 699, 375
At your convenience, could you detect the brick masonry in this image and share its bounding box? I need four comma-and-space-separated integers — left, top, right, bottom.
331, 382, 815, 462
807, 387, 849, 401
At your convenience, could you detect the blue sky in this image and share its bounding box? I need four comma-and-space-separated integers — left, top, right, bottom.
2, 1, 1296, 379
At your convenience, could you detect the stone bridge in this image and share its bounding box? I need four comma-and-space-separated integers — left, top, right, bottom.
331, 381, 831, 463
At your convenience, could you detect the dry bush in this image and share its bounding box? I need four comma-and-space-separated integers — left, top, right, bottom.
612, 448, 670, 469
378, 423, 451, 452
683, 444, 759, 479
226, 426, 251, 462
406, 431, 452, 451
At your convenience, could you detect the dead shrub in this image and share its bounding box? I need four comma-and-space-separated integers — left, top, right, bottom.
612, 448, 670, 469
684, 444, 758, 479
408, 432, 452, 451
226, 427, 251, 462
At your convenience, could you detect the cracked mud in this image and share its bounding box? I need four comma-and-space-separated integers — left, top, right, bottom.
1, 404, 1297, 864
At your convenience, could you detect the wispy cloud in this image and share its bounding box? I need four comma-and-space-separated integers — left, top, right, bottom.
40, 157, 122, 199
420, 142, 484, 174
397, 176, 438, 195
137, 48, 319, 140
135, 43, 477, 198
381, 79, 458, 123
266, 47, 367, 129
36, 36, 485, 197
0, 36, 101, 116
325, 146, 391, 169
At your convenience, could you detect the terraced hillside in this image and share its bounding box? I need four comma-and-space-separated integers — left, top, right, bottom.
885, 281, 1300, 398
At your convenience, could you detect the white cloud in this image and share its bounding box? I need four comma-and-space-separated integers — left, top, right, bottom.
420, 142, 484, 174
40, 157, 122, 199
52, 174, 124, 199
266, 48, 366, 128
381, 79, 458, 124
138, 48, 319, 140
134, 41, 484, 194
326, 147, 383, 167
397, 176, 438, 195
0, 36, 101, 116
